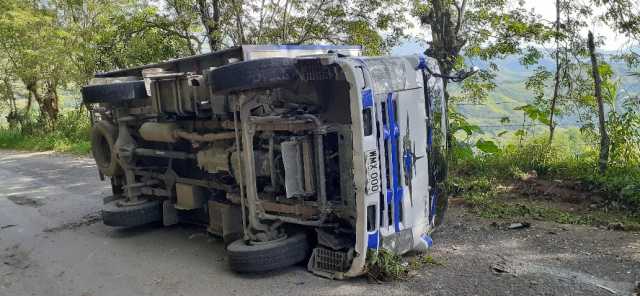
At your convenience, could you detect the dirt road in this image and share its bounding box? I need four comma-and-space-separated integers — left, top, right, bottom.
0, 150, 638, 296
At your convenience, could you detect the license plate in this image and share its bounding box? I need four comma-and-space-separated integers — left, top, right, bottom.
365, 149, 381, 194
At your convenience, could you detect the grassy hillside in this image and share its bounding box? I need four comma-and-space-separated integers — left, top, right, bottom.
452, 55, 638, 134
392, 42, 638, 134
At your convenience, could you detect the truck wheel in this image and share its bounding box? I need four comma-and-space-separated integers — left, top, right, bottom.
82, 80, 147, 104
207, 58, 298, 93
91, 120, 122, 177
102, 199, 162, 227
226, 233, 309, 273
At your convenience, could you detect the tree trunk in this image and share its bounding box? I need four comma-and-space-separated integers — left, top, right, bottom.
230, 0, 245, 44
43, 80, 60, 125
3, 76, 18, 129
25, 91, 32, 117
548, 0, 561, 143
441, 78, 453, 154
25, 80, 58, 127
423, 0, 466, 156
197, 0, 222, 51
25, 82, 40, 115
587, 31, 609, 174
168, 0, 198, 55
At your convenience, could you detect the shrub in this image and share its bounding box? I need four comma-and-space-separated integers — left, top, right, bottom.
451, 132, 640, 211
0, 109, 91, 155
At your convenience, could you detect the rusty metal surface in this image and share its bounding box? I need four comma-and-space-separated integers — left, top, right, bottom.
249, 116, 317, 131
259, 200, 320, 218
175, 183, 206, 210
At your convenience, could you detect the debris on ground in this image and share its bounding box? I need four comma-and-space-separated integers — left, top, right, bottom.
7, 195, 44, 207
490, 261, 513, 276
1, 244, 30, 270
519, 170, 538, 181
607, 222, 625, 231
0, 224, 16, 230
490, 222, 531, 230
595, 283, 617, 294
43, 212, 101, 233
508, 222, 531, 230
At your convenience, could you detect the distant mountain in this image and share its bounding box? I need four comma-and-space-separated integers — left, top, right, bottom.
391, 40, 639, 134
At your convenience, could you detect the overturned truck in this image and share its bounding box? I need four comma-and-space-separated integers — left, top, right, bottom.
82, 45, 452, 278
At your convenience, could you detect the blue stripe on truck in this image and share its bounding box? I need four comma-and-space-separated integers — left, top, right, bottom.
386, 92, 402, 233
362, 89, 373, 108
367, 230, 379, 249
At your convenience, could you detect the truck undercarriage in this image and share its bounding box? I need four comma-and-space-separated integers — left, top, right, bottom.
83, 45, 448, 278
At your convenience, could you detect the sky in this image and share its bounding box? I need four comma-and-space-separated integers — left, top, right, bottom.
393, 0, 636, 55
520, 0, 630, 49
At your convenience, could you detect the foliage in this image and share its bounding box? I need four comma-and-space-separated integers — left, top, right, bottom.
451, 136, 640, 228
452, 132, 640, 210
0, 0, 410, 132
366, 249, 442, 282
0, 0, 73, 123
170, 0, 409, 55
0, 109, 91, 155
514, 104, 551, 126
475, 138, 500, 154
414, 0, 553, 104
366, 249, 409, 281
55, 0, 195, 80
597, 96, 640, 166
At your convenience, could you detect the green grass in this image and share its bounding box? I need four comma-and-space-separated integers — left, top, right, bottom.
0, 110, 91, 155
451, 172, 640, 230
450, 128, 640, 229
0, 129, 91, 155
468, 197, 640, 230
453, 132, 640, 210
366, 249, 409, 281
366, 249, 443, 282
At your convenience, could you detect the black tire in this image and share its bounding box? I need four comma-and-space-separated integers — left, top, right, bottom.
82, 80, 147, 104
207, 58, 298, 93
102, 199, 162, 227
227, 233, 309, 273
91, 120, 122, 177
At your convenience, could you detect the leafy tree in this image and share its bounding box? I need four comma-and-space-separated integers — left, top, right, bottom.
523, 0, 594, 143
185, 0, 409, 55
159, 0, 207, 55
521, 0, 639, 172
0, 0, 72, 124
605, 97, 640, 166
54, 0, 194, 79
0, 0, 197, 128
414, 0, 551, 105
413, 0, 552, 156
